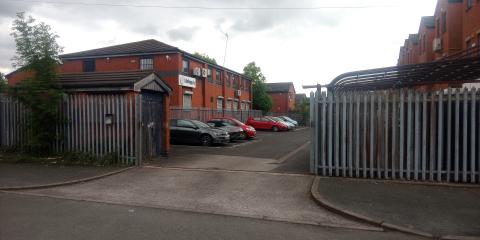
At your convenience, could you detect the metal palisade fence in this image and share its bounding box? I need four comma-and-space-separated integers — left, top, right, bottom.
170, 107, 262, 123
310, 88, 480, 184
0, 94, 138, 165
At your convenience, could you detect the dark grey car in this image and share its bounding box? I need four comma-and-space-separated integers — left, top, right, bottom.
170, 119, 230, 146
207, 119, 244, 141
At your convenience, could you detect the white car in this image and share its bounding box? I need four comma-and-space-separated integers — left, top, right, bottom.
267, 117, 295, 130
278, 116, 298, 127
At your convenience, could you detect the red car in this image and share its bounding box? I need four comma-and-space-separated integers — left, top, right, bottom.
246, 117, 288, 132
208, 117, 256, 139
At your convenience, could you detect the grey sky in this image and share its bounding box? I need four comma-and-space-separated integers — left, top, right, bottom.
0, 0, 437, 93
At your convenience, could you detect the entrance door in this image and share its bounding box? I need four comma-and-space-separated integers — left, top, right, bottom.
141, 91, 164, 160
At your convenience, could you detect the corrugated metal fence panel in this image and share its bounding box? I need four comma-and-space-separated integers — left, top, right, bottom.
0, 94, 136, 165
313, 88, 480, 184
0, 96, 26, 147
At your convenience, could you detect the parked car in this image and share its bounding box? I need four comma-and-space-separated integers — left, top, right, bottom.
278, 116, 299, 127
246, 117, 288, 132
207, 119, 244, 141
266, 116, 295, 130
208, 117, 256, 139
170, 119, 230, 146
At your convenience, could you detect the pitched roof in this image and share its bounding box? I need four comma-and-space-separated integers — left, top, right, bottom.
265, 82, 295, 93
408, 34, 419, 44
295, 93, 307, 103
58, 70, 172, 94
59, 39, 250, 80
421, 16, 435, 28
60, 39, 178, 59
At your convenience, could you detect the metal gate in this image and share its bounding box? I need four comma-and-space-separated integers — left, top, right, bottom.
141, 91, 164, 160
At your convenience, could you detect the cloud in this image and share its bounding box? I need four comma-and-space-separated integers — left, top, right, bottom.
0, 2, 32, 18
167, 26, 199, 41
0, 0, 439, 93
0, 32, 15, 72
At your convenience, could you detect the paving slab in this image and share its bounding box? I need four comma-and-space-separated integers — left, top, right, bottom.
0, 163, 124, 189
315, 177, 480, 237
22, 167, 379, 231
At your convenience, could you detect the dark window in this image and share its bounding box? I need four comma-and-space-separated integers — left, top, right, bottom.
226, 74, 230, 87
478, 33, 480, 56
436, 18, 440, 36
441, 12, 447, 33
467, 0, 473, 9
177, 120, 195, 128
233, 75, 238, 89
83, 59, 95, 72
208, 67, 213, 83
182, 58, 189, 74
422, 35, 426, 53
140, 57, 153, 70
215, 70, 222, 85
466, 39, 472, 56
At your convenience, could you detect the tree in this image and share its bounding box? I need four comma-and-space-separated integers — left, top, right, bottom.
0, 72, 6, 92
243, 62, 272, 113
293, 96, 309, 126
10, 12, 64, 153
193, 52, 217, 65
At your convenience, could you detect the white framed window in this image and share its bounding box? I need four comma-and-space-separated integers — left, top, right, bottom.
182, 58, 189, 74
233, 99, 239, 110
140, 57, 153, 70
226, 99, 233, 110
216, 97, 223, 110
183, 93, 192, 109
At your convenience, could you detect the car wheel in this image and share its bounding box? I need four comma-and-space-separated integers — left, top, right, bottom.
200, 134, 213, 146
272, 126, 279, 132
239, 132, 247, 140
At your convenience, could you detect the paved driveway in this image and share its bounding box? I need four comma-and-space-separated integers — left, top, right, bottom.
151, 128, 311, 173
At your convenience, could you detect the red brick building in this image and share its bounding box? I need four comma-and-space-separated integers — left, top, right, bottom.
463, 0, 480, 52
265, 82, 296, 113
398, 0, 480, 65
7, 39, 252, 110
417, 16, 436, 63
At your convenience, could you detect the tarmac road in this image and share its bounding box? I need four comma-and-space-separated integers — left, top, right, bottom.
0, 192, 421, 240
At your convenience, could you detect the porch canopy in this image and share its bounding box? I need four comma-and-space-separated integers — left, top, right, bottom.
328, 47, 480, 91
58, 71, 172, 94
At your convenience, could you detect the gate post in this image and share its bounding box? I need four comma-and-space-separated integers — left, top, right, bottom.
310, 91, 316, 174
135, 93, 143, 166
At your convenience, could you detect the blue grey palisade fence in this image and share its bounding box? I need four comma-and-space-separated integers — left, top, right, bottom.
310, 88, 480, 184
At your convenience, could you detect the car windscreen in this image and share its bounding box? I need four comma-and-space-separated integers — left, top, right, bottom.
230, 119, 244, 126
270, 117, 282, 122
222, 121, 235, 126
192, 120, 211, 128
